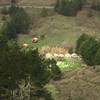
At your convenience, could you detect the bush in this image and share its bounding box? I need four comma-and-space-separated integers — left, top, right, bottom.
55, 0, 85, 16
3, 6, 31, 39
1, 7, 9, 15
76, 34, 100, 66
0, 34, 61, 99
41, 7, 48, 17
80, 37, 99, 65
50, 59, 61, 80
26, 49, 52, 88
11, 0, 17, 4
94, 47, 100, 65
0, 33, 8, 48
0, 39, 53, 99
75, 33, 89, 54
68, 47, 74, 54
91, 1, 100, 11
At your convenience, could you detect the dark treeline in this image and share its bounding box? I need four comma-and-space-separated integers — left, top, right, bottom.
1, 4, 31, 39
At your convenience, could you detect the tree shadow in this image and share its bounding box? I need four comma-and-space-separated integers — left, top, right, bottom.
32, 88, 54, 100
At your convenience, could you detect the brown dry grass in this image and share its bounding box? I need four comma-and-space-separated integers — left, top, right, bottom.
0, 0, 56, 6
46, 66, 100, 100
18, 0, 56, 6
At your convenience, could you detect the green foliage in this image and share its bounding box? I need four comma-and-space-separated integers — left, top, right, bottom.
55, 0, 85, 16
91, 1, 100, 11
49, 59, 61, 80
80, 37, 99, 65
57, 58, 81, 70
11, 0, 17, 4
55, 0, 60, 11
1, 7, 9, 15
94, 47, 100, 65
68, 47, 74, 54
32, 88, 54, 100
76, 33, 100, 66
0, 41, 26, 90
0, 33, 8, 48
0, 33, 62, 99
41, 7, 48, 17
26, 49, 51, 88
75, 33, 89, 54
2, 6, 31, 39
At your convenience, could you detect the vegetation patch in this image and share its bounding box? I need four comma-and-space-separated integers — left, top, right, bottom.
57, 58, 81, 71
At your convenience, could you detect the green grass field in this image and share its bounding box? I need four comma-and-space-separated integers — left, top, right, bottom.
57, 58, 81, 71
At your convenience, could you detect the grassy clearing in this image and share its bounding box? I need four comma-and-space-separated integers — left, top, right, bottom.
57, 58, 81, 71
45, 84, 60, 100
18, 13, 100, 49
18, 15, 82, 48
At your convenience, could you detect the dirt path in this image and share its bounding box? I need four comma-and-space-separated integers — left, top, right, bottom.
0, 5, 54, 9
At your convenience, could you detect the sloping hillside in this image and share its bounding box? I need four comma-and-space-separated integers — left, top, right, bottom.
18, 0, 56, 6
18, 11, 100, 48
46, 66, 100, 100
0, 0, 10, 5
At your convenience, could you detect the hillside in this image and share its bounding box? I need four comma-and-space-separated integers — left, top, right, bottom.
18, 0, 56, 6
18, 10, 100, 48
46, 66, 100, 100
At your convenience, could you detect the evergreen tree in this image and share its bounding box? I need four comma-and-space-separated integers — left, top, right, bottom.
11, 0, 17, 6
41, 7, 48, 17
75, 33, 89, 54
26, 49, 51, 88
55, 0, 60, 12
80, 37, 99, 65
55, 0, 85, 16
2, 6, 31, 39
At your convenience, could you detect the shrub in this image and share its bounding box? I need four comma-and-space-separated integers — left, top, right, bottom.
41, 7, 48, 17
68, 47, 74, 54
91, 1, 100, 11
11, 0, 17, 4
75, 33, 89, 54
0, 40, 27, 99
0, 33, 8, 48
40, 34, 45, 40
3, 6, 31, 39
94, 47, 100, 65
26, 49, 52, 88
55, 0, 85, 16
0, 39, 54, 99
80, 37, 99, 65
1, 7, 9, 15
50, 59, 61, 80
0, 34, 61, 99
